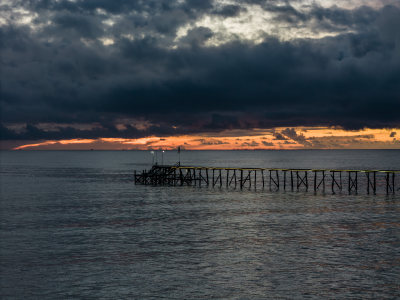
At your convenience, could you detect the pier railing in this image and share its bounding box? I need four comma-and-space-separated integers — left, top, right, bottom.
134, 165, 400, 195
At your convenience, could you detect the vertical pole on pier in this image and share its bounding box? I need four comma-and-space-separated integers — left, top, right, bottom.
348, 172, 351, 193
226, 169, 229, 187
373, 172, 376, 194
386, 173, 389, 194
248, 171, 252, 188
262, 170, 265, 188
197, 169, 201, 187
276, 170, 279, 190
291, 171, 294, 191
174, 169, 177, 186
219, 169, 222, 187
234, 169, 237, 188
322, 171, 325, 191
305, 171, 308, 191
240, 169, 243, 189
367, 172, 370, 194
296, 171, 299, 190
331, 171, 334, 193
283, 171, 286, 191
356, 172, 358, 193
212, 169, 215, 187
185, 169, 189, 186
180, 169, 184, 186
339, 172, 342, 191
314, 171, 317, 192
254, 170, 257, 189
393, 173, 395, 194
269, 170, 272, 190
206, 169, 209, 186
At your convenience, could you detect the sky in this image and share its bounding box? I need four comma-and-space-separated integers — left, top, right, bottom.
1, 0, 400, 150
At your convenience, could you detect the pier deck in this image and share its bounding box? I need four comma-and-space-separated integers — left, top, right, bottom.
134, 165, 400, 195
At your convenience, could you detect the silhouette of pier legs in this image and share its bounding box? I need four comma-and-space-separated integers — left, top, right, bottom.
135, 165, 398, 195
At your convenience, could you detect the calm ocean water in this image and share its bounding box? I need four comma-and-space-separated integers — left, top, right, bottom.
1, 150, 399, 299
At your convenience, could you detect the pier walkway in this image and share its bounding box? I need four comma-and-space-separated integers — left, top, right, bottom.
134, 165, 400, 195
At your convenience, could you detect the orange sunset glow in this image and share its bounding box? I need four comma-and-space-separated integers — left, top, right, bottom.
12, 127, 400, 150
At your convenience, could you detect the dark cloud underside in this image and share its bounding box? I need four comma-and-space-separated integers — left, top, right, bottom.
1, 0, 400, 141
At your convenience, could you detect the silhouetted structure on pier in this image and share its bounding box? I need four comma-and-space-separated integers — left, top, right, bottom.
134, 165, 399, 195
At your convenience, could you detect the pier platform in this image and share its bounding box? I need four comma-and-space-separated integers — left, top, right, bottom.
134, 165, 400, 195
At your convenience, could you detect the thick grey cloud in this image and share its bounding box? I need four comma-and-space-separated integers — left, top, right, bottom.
1, 0, 400, 141
281, 128, 312, 146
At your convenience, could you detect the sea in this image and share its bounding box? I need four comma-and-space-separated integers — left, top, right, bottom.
1, 150, 399, 299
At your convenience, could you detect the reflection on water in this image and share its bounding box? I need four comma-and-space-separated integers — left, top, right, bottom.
1, 150, 399, 299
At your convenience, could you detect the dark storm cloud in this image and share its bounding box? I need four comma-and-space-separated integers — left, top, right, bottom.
273, 133, 287, 140
242, 141, 259, 147
281, 128, 312, 146
0, 122, 192, 141
196, 139, 229, 145
262, 141, 274, 146
1, 1, 400, 141
269, 3, 379, 30
212, 5, 246, 17
179, 26, 214, 47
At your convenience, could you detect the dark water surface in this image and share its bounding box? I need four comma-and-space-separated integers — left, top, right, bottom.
1, 150, 399, 299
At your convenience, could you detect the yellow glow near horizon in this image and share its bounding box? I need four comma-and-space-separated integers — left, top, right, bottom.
11, 127, 400, 150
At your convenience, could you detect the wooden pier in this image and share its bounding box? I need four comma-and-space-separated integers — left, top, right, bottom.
134, 165, 400, 195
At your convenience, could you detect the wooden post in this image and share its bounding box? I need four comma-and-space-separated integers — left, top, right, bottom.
355, 171, 358, 193
212, 169, 215, 187
174, 169, 177, 186
197, 169, 201, 187
269, 170, 272, 190
219, 169, 222, 187
348, 171, 351, 193
240, 169, 243, 189
234, 169, 237, 188
314, 171, 316, 192
283, 171, 286, 190
305, 171, 308, 191
373, 172, 376, 194
386, 173, 389, 194
262, 170, 265, 188
393, 173, 395, 195
249, 171, 252, 188
290, 171, 294, 191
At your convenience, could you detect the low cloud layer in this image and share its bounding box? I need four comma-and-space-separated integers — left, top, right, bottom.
1, 0, 400, 142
